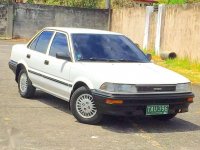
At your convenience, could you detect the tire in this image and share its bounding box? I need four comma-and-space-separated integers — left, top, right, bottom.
70, 86, 102, 124
151, 113, 177, 121
18, 69, 36, 98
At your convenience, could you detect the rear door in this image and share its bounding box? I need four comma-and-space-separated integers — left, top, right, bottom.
26, 30, 54, 90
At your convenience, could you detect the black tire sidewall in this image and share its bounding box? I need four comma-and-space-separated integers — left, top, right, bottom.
70, 86, 102, 124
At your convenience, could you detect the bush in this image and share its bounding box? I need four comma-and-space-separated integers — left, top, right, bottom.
0, 0, 13, 4
159, 0, 200, 4
26, 0, 104, 8
112, 0, 138, 8
159, 0, 186, 4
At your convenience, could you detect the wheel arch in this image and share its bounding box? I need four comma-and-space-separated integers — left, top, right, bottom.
15, 63, 28, 82
70, 81, 89, 100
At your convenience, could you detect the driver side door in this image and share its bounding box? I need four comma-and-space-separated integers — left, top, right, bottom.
43, 32, 73, 101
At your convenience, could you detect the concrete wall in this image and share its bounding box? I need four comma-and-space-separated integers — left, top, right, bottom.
111, 7, 146, 47
13, 3, 109, 38
0, 5, 13, 39
161, 4, 200, 61
111, 7, 156, 50
0, 5, 7, 37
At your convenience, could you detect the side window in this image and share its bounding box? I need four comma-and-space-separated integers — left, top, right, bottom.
49, 32, 69, 57
29, 31, 54, 54
29, 36, 39, 50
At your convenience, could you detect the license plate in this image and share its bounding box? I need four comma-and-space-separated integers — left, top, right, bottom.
146, 105, 169, 115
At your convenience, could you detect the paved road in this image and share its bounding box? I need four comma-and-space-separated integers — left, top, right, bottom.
0, 40, 200, 150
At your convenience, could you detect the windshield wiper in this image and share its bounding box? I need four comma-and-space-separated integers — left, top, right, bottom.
114, 59, 141, 62
77, 58, 104, 61
77, 58, 120, 62
77, 58, 141, 62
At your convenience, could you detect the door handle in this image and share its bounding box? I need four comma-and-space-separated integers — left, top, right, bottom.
26, 54, 31, 59
44, 60, 49, 65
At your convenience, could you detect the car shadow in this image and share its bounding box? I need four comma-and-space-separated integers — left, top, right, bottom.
33, 90, 71, 114
100, 115, 200, 133
33, 90, 200, 134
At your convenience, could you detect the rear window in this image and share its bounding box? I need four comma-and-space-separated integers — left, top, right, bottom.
29, 31, 54, 54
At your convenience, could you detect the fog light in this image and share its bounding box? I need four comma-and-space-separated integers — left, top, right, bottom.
105, 99, 123, 104
187, 97, 193, 102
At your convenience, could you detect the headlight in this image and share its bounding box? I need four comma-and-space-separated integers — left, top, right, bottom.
176, 83, 191, 92
100, 82, 137, 93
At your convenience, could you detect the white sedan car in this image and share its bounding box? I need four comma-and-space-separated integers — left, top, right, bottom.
9, 27, 194, 124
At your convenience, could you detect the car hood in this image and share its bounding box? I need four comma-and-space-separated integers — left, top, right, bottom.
77, 62, 189, 85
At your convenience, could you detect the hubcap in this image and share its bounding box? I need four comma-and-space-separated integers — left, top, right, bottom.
76, 94, 97, 119
20, 73, 28, 93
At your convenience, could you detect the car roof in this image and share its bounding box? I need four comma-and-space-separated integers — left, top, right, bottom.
44, 27, 122, 35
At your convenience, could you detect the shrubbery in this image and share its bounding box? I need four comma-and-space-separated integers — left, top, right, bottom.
1, 0, 200, 7
160, 0, 200, 4
26, 0, 104, 8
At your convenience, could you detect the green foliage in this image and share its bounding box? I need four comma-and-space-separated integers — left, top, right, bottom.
154, 56, 200, 83
27, 0, 105, 8
27, 0, 34, 3
159, 0, 200, 4
187, 0, 200, 3
158, 0, 186, 4
112, 0, 200, 6
112, 0, 137, 8
0, 0, 13, 4
162, 58, 200, 83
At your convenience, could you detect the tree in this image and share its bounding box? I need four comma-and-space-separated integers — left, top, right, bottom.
159, 0, 186, 4
111, 0, 141, 8
27, 0, 104, 8
112, 0, 200, 7
0, 0, 14, 4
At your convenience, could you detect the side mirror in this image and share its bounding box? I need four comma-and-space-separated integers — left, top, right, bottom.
134, 43, 140, 48
56, 52, 71, 61
146, 53, 152, 61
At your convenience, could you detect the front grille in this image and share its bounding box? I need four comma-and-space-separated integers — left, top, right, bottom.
136, 85, 176, 93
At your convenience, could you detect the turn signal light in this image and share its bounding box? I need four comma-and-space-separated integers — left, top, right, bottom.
187, 97, 193, 102
105, 99, 123, 104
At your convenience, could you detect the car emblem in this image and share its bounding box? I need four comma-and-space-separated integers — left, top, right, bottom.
153, 87, 162, 91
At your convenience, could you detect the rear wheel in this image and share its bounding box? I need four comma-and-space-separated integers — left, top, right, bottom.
70, 86, 102, 124
18, 69, 35, 98
151, 113, 177, 121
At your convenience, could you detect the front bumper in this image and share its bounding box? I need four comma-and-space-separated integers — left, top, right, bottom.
92, 90, 194, 116
8, 60, 17, 74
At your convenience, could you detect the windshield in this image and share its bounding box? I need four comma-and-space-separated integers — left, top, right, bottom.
71, 34, 149, 63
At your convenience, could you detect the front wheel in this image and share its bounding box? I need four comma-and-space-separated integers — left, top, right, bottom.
18, 69, 36, 98
70, 86, 102, 124
151, 113, 177, 121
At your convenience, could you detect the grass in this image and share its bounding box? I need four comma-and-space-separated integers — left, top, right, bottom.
151, 54, 200, 84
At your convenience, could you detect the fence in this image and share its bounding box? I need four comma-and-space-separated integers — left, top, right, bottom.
111, 3, 200, 61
